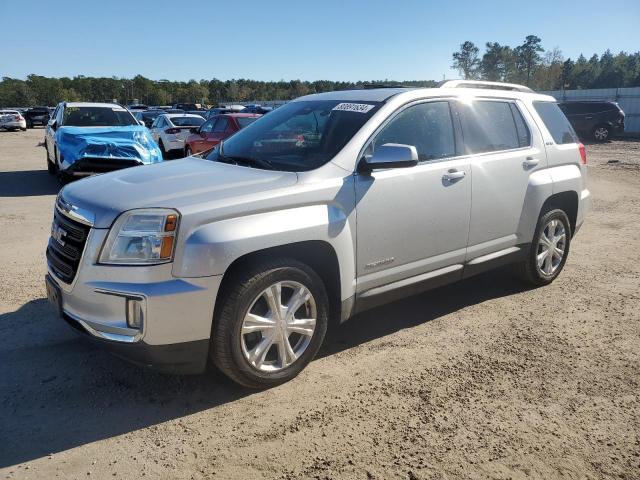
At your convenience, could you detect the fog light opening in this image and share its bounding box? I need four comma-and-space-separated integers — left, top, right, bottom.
126, 298, 144, 329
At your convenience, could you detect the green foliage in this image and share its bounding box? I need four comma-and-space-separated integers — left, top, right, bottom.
0, 76, 437, 108
452, 41, 481, 80
453, 36, 640, 89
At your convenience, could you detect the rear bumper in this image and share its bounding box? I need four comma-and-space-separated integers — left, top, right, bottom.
575, 187, 590, 235
1, 121, 26, 129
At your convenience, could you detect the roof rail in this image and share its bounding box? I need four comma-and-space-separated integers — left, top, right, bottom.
439, 80, 534, 93
362, 83, 410, 89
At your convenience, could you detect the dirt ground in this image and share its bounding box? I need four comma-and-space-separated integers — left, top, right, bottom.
0, 129, 639, 480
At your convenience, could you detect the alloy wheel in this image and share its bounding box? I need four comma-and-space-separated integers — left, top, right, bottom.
536, 219, 566, 276
240, 281, 317, 372
594, 127, 609, 141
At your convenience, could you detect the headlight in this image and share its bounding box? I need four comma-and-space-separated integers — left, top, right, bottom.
99, 209, 179, 265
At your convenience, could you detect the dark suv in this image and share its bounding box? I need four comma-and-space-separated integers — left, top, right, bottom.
558, 101, 625, 142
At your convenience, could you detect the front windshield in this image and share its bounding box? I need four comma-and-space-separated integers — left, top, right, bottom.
63, 106, 137, 127
171, 116, 204, 127
204, 99, 382, 171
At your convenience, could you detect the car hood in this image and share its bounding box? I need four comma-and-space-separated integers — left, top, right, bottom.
60, 158, 299, 228
55, 126, 161, 165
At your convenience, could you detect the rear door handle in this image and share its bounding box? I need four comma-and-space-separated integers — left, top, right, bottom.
442, 169, 466, 182
523, 157, 540, 168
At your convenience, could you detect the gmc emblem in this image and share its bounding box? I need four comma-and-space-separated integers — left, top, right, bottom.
51, 222, 67, 246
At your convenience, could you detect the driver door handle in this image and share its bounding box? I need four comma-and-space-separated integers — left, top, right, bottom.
523, 157, 540, 168
442, 169, 466, 182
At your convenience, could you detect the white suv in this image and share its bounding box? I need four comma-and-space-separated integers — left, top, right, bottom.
45, 80, 590, 388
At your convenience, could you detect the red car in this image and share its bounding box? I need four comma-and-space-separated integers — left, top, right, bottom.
184, 113, 261, 155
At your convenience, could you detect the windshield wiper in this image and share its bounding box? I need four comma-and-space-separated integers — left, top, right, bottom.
216, 140, 275, 170
219, 155, 275, 170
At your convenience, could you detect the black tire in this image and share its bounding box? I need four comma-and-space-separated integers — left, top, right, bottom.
593, 125, 610, 142
159, 140, 167, 158
514, 209, 571, 286
211, 258, 329, 389
57, 170, 72, 185
185, 146, 192, 157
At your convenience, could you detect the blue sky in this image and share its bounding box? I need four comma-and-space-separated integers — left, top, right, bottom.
1, 0, 639, 82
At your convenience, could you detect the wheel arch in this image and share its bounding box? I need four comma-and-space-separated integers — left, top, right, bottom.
215, 241, 342, 323
540, 190, 579, 236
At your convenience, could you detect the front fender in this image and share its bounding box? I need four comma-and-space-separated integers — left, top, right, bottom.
172, 204, 356, 301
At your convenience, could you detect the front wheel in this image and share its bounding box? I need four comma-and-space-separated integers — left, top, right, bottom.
211, 258, 329, 389
514, 209, 571, 286
185, 146, 192, 157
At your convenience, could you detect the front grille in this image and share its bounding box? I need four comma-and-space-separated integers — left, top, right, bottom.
46, 209, 91, 283
69, 157, 142, 173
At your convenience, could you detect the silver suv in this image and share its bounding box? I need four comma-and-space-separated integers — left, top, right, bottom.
45, 81, 590, 388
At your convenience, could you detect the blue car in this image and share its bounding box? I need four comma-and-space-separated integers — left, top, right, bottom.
45, 102, 162, 181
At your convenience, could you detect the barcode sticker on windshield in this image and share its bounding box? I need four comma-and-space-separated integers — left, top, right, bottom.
332, 103, 375, 113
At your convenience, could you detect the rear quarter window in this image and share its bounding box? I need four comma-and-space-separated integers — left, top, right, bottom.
533, 102, 578, 145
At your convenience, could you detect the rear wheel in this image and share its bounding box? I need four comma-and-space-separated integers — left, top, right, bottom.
593, 125, 610, 142
514, 209, 571, 286
211, 258, 329, 389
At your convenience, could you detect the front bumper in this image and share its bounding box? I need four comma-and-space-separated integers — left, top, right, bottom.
47, 227, 222, 374
62, 156, 144, 176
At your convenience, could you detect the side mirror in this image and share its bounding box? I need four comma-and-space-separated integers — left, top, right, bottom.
49, 119, 57, 130
138, 120, 146, 126
190, 127, 200, 134
359, 143, 418, 172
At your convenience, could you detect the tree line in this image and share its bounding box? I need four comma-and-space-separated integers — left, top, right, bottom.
0, 76, 437, 108
451, 35, 640, 91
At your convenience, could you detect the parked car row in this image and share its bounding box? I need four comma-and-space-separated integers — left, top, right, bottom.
41, 100, 266, 182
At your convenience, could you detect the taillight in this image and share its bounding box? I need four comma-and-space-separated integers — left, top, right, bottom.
14, 115, 21, 121
165, 128, 180, 134
578, 143, 587, 165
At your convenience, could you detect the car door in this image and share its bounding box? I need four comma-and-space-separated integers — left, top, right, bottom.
208, 116, 229, 147
46, 105, 63, 162
355, 100, 472, 296
192, 118, 215, 152
150, 116, 164, 142
455, 98, 550, 261
45, 105, 59, 160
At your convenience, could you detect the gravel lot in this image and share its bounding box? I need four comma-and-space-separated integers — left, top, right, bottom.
1, 129, 639, 480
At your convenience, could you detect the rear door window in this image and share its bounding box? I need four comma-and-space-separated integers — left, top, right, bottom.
457, 100, 524, 153
533, 102, 578, 145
